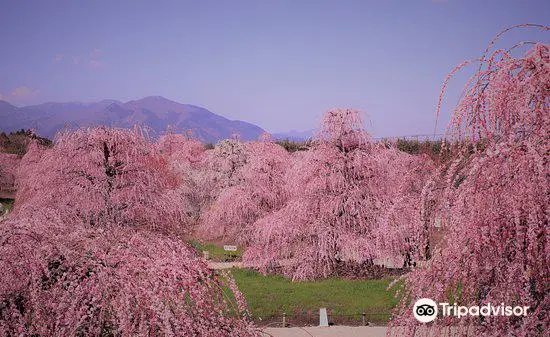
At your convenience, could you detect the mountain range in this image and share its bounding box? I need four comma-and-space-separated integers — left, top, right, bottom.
0, 96, 267, 143
271, 129, 315, 141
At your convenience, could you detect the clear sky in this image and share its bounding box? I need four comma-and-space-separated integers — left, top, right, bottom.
0, 0, 548, 136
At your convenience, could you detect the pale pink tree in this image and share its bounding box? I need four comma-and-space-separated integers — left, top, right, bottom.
374, 149, 436, 268
2, 127, 260, 336
0, 211, 260, 336
13, 140, 49, 205
244, 109, 391, 280
203, 137, 249, 190
155, 132, 206, 169
14, 127, 186, 235
0, 152, 20, 198
195, 137, 249, 224
390, 33, 549, 336
199, 137, 290, 244
155, 133, 208, 225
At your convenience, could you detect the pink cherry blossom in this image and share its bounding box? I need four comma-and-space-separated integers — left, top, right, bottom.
0, 211, 260, 336
390, 30, 549, 337
2, 127, 260, 336
14, 127, 186, 235
244, 109, 435, 280
199, 138, 290, 244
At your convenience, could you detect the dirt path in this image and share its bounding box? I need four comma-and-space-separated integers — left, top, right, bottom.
207, 261, 243, 269
262, 326, 387, 337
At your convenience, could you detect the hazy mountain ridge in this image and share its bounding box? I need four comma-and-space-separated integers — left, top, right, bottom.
272, 129, 316, 141
0, 96, 265, 143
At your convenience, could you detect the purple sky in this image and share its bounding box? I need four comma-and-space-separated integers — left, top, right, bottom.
0, 1, 548, 136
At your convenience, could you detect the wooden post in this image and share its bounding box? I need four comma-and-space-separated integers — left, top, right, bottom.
361, 312, 366, 326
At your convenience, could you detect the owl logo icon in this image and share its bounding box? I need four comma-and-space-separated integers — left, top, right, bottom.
413, 298, 438, 323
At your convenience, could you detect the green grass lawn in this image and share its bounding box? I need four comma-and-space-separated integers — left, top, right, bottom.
229, 268, 401, 324
189, 240, 244, 261
188, 241, 401, 324
0, 199, 14, 215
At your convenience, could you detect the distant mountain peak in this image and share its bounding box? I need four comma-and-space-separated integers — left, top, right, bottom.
0, 96, 265, 143
272, 128, 316, 141
143, 95, 169, 100
98, 99, 121, 105
0, 100, 16, 109
129, 96, 176, 104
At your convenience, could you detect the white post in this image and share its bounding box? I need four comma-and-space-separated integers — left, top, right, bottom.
319, 308, 329, 327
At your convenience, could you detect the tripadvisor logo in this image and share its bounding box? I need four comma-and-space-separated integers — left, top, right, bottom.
413, 298, 529, 323
413, 298, 438, 323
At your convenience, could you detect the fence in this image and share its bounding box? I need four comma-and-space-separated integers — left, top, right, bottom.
256, 309, 392, 328
373, 134, 445, 142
